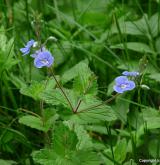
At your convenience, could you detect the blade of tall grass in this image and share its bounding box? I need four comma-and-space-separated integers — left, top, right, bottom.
47, 5, 122, 63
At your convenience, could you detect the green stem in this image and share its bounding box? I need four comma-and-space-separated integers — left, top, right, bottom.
49, 68, 74, 111
74, 99, 82, 113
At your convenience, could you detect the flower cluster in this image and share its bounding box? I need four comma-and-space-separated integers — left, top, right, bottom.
113, 71, 139, 93
122, 71, 139, 77
20, 39, 54, 68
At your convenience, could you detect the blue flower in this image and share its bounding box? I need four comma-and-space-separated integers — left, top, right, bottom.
34, 51, 54, 68
30, 47, 46, 58
113, 76, 135, 93
122, 71, 139, 77
20, 39, 35, 55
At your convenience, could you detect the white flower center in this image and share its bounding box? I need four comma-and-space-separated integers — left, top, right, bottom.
41, 59, 49, 65
120, 84, 127, 89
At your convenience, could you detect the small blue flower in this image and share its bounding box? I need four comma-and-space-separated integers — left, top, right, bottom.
30, 47, 46, 58
122, 71, 139, 77
20, 39, 35, 55
34, 51, 54, 68
113, 76, 135, 93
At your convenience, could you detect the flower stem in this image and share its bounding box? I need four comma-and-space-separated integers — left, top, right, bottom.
49, 68, 74, 111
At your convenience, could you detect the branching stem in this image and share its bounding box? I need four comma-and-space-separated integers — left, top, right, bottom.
78, 93, 119, 113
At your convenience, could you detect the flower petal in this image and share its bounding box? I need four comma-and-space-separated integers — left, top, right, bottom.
113, 85, 125, 93
115, 76, 128, 84
20, 47, 30, 55
127, 80, 135, 90
34, 51, 54, 68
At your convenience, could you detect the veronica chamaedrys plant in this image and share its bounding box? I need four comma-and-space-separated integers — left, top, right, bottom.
20, 39, 35, 56
113, 76, 135, 93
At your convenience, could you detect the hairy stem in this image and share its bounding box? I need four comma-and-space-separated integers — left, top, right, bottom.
49, 68, 74, 111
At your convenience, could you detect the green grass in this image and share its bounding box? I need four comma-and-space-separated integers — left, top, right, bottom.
0, 0, 160, 164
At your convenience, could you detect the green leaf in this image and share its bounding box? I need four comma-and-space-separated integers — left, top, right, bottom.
32, 149, 57, 165
111, 14, 156, 39
149, 72, 160, 82
141, 108, 160, 129
41, 88, 76, 108
9, 74, 26, 89
70, 95, 117, 124
85, 124, 108, 135
136, 108, 160, 140
73, 66, 97, 96
0, 159, 16, 165
64, 121, 93, 150
72, 150, 101, 165
62, 60, 98, 96
114, 139, 127, 163
111, 42, 154, 54
32, 148, 100, 165
149, 139, 160, 158
0, 32, 19, 76
61, 60, 89, 84
71, 106, 116, 124
19, 113, 58, 132
124, 160, 137, 165
74, 124, 92, 150
149, 13, 159, 37
32, 124, 101, 165
52, 124, 78, 156
20, 78, 56, 100
113, 94, 131, 123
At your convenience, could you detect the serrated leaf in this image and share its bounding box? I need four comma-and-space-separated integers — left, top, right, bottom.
62, 60, 98, 96
74, 124, 92, 150
71, 106, 116, 124
32, 149, 57, 165
64, 121, 93, 150
61, 60, 89, 84
32, 148, 100, 165
70, 95, 117, 124
19, 114, 58, 132
20, 81, 44, 100
72, 150, 101, 165
20, 78, 56, 100
41, 88, 76, 109
52, 124, 78, 156
73, 65, 97, 96
32, 123, 100, 165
